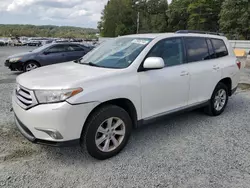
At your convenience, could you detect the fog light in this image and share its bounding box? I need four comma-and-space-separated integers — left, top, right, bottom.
35, 128, 63, 139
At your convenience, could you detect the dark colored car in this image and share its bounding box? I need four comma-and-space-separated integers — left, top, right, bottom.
0, 41, 5, 46
27, 40, 42, 46
5, 43, 91, 72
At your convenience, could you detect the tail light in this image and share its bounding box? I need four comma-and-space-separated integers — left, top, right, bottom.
236, 60, 241, 69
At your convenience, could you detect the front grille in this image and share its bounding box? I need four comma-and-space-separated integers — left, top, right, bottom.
15, 84, 38, 109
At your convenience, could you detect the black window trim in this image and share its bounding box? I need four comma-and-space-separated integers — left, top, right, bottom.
210, 38, 229, 59
138, 37, 187, 72
205, 38, 217, 59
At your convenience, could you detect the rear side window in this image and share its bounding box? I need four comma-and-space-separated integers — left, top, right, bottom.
206, 39, 216, 59
211, 39, 228, 58
184, 37, 210, 63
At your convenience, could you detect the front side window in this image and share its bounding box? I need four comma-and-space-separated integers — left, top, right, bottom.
80, 37, 152, 69
147, 38, 184, 67
185, 37, 210, 62
47, 45, 66, 53
211, 39, 228, 58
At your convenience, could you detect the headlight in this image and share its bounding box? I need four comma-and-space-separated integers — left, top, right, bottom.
9, 57, 21, 63
34, 88, 83, 104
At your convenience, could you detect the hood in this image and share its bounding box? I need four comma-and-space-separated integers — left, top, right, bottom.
16, 62, 120, 90
7, 51, 36, 59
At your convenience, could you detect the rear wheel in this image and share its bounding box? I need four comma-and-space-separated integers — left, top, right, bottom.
204, 82, 229, 116
81, 105, 132, 160
24, 61, 39, 72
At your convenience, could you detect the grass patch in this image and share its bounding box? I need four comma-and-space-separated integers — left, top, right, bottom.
238, 83, 250, 90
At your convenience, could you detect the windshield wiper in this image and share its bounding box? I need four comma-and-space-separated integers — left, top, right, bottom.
74, 58, 83, 63
81, 62, 101, 67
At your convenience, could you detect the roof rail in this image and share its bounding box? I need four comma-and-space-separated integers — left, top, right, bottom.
176, 30, 224, 36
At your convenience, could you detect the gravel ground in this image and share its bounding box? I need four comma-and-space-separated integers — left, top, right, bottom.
1, 47, 250, 188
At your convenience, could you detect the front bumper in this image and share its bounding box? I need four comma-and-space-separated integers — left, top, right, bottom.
5, 60, 24, 71
12, 95, 99, 146
15, 114, 79, 147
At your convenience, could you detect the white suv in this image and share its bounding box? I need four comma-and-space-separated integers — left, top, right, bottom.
13, 31, 241, 159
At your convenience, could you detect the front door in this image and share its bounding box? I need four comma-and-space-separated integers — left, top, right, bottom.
139, 38, 190, 119
38, 44, 67, 65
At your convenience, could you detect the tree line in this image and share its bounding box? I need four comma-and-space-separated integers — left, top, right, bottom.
98, 0, 250, 40
0, 24, 98, 38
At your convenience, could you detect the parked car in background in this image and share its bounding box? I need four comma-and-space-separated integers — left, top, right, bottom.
0, 38, 9, 46
12, 31, 240, 159
0, 40, 5, 46
5, 43, 92, 72
27, 40, 41, 46
9, 38, 23, 46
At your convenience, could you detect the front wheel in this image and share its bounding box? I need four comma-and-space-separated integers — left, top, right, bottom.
81, 105, 132, 160
204, 82, 229, 116
24, 61, 39, 72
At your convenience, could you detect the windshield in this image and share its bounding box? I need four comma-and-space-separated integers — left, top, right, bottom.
80, 37, 152, 69
32, 44, 51, 53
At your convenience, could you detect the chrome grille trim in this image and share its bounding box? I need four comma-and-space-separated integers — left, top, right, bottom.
16, 95, 32, 105
14, 84, 38, 110
18, 90, 32, 100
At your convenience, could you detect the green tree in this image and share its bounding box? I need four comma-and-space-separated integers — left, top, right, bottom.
139, 0, 169, 33
99, 0, 168, 36
187, 0, 223, 31
219, 0, 250, 39
167, 0, 191, 31
99, 0, 137, 37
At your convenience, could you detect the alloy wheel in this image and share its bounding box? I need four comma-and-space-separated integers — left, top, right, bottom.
95, 117, 125, 152
214, 89, 226, 111
26, 63, 38, 71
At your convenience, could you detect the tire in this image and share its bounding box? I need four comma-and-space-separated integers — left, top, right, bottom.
24, 61, 39, 72
81, 105, 132, 160
204, 82, 229, 116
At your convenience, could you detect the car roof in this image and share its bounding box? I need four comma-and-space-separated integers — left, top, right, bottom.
122, 32, 227, 40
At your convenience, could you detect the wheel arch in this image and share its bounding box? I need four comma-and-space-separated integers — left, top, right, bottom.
219, 77, 232, 96
83, 98, 138, 130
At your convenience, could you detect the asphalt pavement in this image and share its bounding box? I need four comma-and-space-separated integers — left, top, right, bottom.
1, 46, 250, 188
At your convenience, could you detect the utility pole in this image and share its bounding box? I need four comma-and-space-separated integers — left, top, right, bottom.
137, 12, 140, 34
198, 6, 201, 30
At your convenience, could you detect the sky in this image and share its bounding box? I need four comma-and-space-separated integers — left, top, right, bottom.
0, 0, 172, 28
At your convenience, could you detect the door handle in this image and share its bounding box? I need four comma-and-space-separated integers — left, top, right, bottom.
180, 71, 189, 76
213, 65, 220, 70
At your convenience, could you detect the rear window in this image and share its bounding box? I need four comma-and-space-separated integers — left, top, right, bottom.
184, 37, 210, 62
211, 39, 228, 58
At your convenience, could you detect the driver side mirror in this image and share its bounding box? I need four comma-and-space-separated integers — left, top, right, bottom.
143, 57, 165, 70
43, 51, 50, 55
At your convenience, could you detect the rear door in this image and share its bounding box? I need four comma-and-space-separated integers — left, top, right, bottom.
184, 37, 222, 105
64, 44, 87, 62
